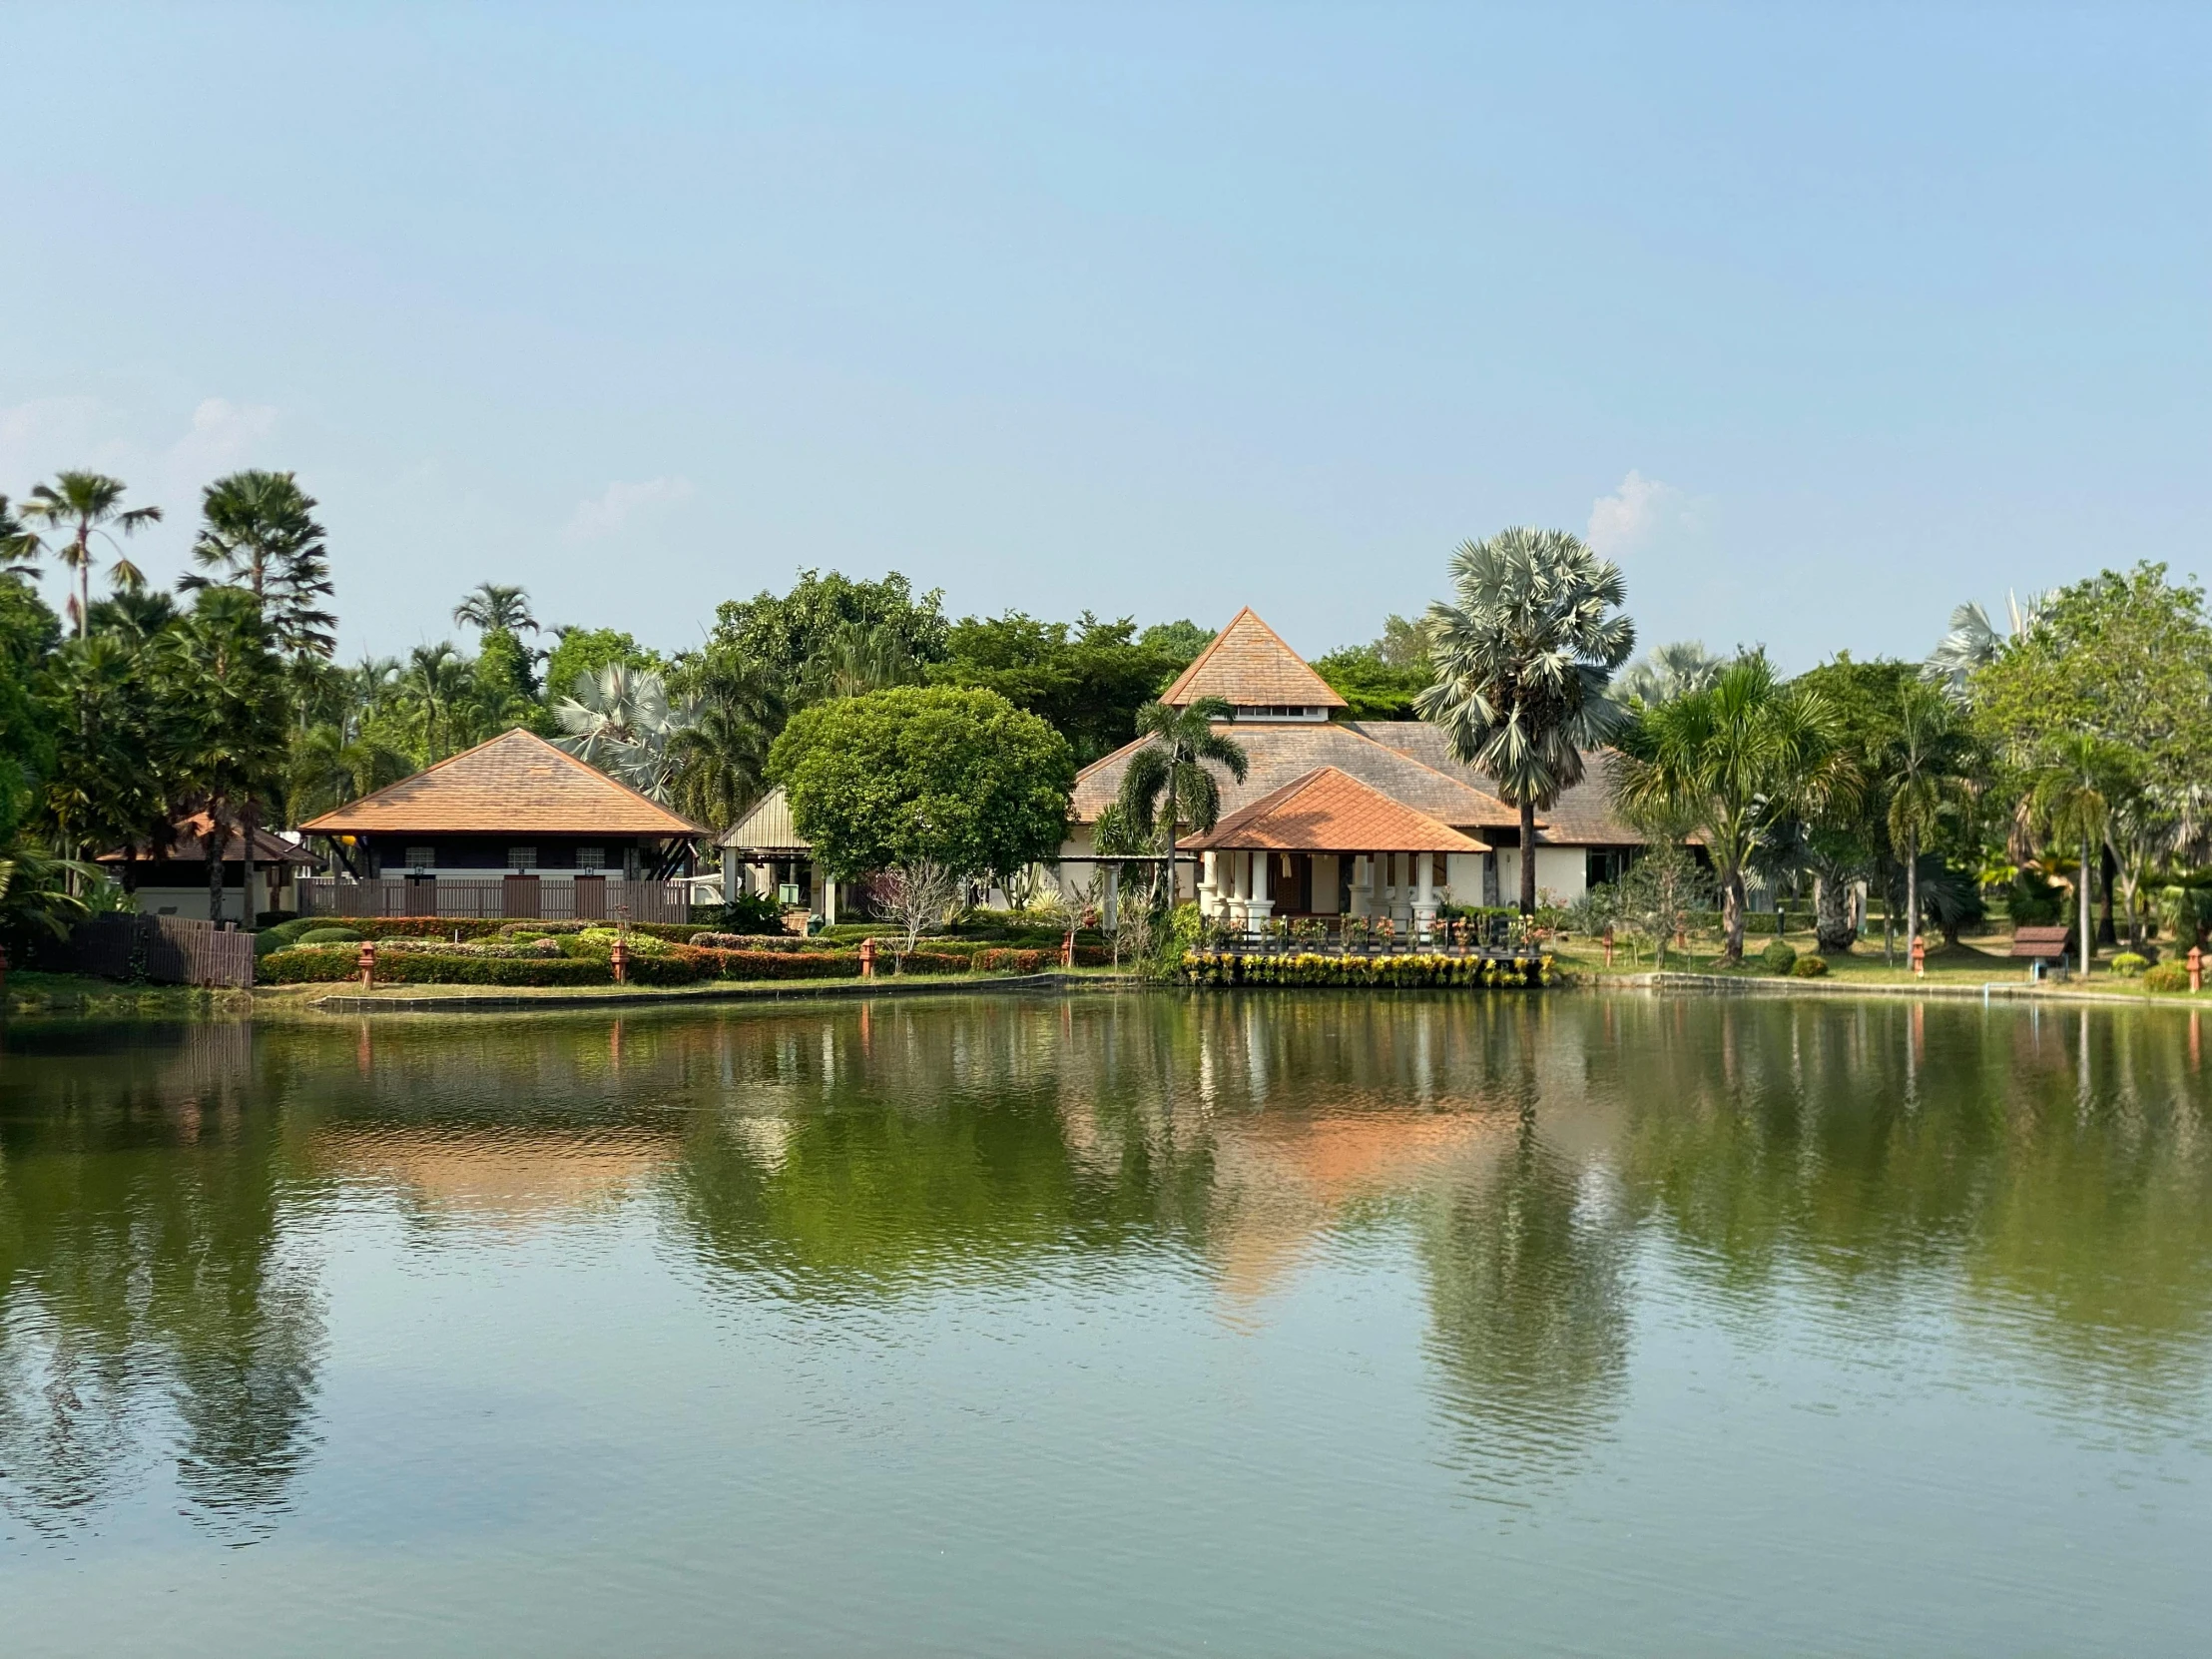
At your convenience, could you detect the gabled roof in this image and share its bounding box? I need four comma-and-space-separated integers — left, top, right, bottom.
1346, 726, 1649, 846
1072, 721, 1519, 831
298, 728, 703, 836
718, 786, 810, 853
1160, 608, 1347, 710
1186, 768, 1483, 853
97, 813, 319, 865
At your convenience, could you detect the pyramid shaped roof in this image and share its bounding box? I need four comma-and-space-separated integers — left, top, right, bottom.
298, 728, 703, 836
1160, 608, 1347, 710
1185, 767, 1484, 853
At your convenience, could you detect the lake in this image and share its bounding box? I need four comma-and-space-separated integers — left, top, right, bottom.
3, 990, 2209, 1656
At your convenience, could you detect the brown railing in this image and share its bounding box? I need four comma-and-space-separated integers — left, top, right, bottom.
297, 876, 692, 924
63, 913, 258, 988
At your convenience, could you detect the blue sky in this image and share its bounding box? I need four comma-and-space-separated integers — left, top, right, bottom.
3, 3, 2204, 669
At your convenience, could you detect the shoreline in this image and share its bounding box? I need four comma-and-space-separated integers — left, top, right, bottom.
304, 968, 1131, 1014
1601, 969, 2188, 1008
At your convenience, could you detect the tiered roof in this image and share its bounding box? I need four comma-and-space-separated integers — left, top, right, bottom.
299, 729, 703, 836
1161, 608, 1347, 710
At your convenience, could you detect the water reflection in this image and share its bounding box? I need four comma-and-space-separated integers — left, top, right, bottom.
3, 991, 2211, 1540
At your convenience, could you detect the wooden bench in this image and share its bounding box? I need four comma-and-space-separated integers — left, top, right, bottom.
2010, 925, 2075, 967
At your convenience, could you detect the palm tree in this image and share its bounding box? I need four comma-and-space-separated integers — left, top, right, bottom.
1924, 592, 2046, 696
1885, 680, 1975, 966
1117, 696, 1248, 906
2031, 734, 2134, 976
20, 472, 164, 637
181, 471, 337, 662
398, 643, 477, 763
797, 620, 921, 704
1613, 658, 1852, 962
453, 582, 539, 637
667, 655, 785, 830
1416, 527, 1636, 914
1616, 640, 1726, 708
1, 494, 45, 581
552, 662, 695, 802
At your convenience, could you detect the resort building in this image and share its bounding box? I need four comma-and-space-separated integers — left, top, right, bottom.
1061, 608, 1649, 921
99, 812, 319, 922
296, 728, 704, 921
717, 787, 849, 924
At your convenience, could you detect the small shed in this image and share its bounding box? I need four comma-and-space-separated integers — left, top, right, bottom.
719, 787, 845, 923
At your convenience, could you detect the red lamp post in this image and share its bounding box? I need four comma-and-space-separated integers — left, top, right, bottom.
2189, 944, 2203, 994
859, 936, 876, 980
357, 940, 376, 989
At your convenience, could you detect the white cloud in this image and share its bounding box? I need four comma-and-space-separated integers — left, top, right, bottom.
564, 475, 696, 541
165, 397, 279, 477
1586, 469, 1701, 559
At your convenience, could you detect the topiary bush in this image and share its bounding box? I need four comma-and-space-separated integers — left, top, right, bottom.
1792, 953, 1830, 978
1761, 939, 1799, 975
2143, 961, 2190, 993
2109, 952, 2149, 977
296, 925, 364, 945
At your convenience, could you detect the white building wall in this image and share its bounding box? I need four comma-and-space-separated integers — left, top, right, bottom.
1492, 846, 1589, 908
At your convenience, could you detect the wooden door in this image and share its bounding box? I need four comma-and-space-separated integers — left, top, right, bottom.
572, 875, 607, 920
502, 873, 542, 918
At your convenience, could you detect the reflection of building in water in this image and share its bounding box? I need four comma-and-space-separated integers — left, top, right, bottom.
313, 1128, 671, 1223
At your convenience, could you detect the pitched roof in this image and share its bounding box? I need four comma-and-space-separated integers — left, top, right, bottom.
298, 728, 704, 836
1347, 725, 1648, 846
718, 786, 810, 853
97, 813, 319, 865
1072, 721, 1519, 832
1186, 768, 1483, 853
1160, 608, 1347, 710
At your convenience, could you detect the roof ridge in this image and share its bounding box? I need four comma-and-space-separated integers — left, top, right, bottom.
1323, 723, 1530, 826
1159, 607, 1345, 709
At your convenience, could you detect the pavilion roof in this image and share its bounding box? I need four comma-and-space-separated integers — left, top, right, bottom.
1185, 768, 1484, 854
1160, 608, 1347, 710
298, 728, 703, 837
97, 813, 319, 865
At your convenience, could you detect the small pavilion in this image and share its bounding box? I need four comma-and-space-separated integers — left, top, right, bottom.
1185, 767, 1486, 938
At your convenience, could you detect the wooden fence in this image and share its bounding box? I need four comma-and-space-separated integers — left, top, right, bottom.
62, 913, 258, 988
297, 876, 692, 924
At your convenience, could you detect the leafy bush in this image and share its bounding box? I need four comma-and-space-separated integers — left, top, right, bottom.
2144, 961, 2190, 993
297, 925, 364, 945
1761, 939, 1799, 975
254, 917, 323, 957
2110, 952, 2149, 978
712, 889, 788, 934
1180, 951, 1554, 988
1792, 954, 1830, 978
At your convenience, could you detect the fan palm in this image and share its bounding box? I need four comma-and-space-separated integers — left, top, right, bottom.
1416, 527, 1636, 913
1924, 592, 2046, 696
1616, 640, 1725, 708
1884, 680, 1976, 965
19, 472, 164, 637
453, 582, 539, 636
1117, 696, 1248, 906
181, 470, 337, 661
553, 662, 696, 802
2030, 733, 2135, 975
1613, 657, 1852, 961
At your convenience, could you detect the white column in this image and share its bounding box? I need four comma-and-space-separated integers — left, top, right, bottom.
825, 877, 837, 926
1248, 848, 1274, 923
1102, 864, 1119, 929
1412, 850, 1437, 942
1201, 849, 1220, 916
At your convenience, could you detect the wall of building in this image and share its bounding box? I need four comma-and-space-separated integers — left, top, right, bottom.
1492, 846, 1590, 908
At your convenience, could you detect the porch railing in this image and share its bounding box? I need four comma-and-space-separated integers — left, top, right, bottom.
297, 876, 692, 924
1205, 914, 1539, 957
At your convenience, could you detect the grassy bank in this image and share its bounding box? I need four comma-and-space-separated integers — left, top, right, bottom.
2, 970, 257, 1019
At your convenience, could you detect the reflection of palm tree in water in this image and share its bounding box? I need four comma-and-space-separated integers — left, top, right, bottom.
0, 1028, 324, 1537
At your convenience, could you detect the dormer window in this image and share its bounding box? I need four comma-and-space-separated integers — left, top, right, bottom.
1232, 704, 1330, 723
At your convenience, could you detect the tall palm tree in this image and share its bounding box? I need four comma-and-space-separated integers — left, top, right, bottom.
1616, 640, 1726, 708
180, 470, 337, 662
1613, 658, 1852, 962
1416, 527, 1636, 914
1117, 696, 1248, 906
553, 662, 696, 802
453, 582, 539, 636
398, 643, 477, 763
1, 494, 45, 581
1885, 680, 1976, 965
2031, 734, 2134, 977
667, 655, 785, 831
1924, 592, 2047, 697
20, 472, 164, 637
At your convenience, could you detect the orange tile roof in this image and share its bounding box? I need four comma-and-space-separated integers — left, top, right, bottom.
1347, 726, 1650, 845
298, 728, 704, 836
97, 813, 319, 864
1160, 608, 1347, 709
1186, 768, 1484, 853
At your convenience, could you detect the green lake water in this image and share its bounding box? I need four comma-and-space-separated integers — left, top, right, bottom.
3, 990, 2209, 1656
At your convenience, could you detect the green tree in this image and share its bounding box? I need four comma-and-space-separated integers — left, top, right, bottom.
1616, 641, 1727, 708
1, 493, 45, 580
173, 589, 290, 923
1614, 658, 1852, 962
453, 582, 539, 637
19, 472, 164, 637
769, 685, 1074, 894
181, 470, 337, 664
1312, 643, 1431, 721
1885, 680, 1978, 964
1136, 618, 1215, 666
396, 643, 480, 764
2031, 734, 2136, 976
1416, 527, 1636, 914
1116, 697, 1249, 906
932, 611, 1191, 763
710, 570, 948, 688
541, 627, 662, 710
667, 651, 785, 831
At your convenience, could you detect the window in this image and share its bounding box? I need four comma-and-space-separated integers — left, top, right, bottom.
507, 846, 537, 871
406, 846, 434, 869
575, 845, 605, 870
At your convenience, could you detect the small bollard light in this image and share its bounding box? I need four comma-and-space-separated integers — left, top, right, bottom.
859, 936, 876, 980
2190, 945, 2203, 994
610, 936, 629, 984
1911, 935, 1927, 976
357, 939, 376, 989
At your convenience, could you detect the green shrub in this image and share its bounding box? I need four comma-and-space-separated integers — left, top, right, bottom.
1761, 939, 1799, 975
254, 917, 322, 956
2144, 961, 2191, 993
296, 925, 364, 945
1792, 954, 1830, 978
2110, 952, 2149, 977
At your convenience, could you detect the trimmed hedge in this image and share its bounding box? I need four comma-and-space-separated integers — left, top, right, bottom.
1792, 954, 1830, 977
260, 938, 1103, 986
1181, 951, 1554, 988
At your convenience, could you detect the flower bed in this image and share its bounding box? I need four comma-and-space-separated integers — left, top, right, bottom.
1180, 951, 1555, 988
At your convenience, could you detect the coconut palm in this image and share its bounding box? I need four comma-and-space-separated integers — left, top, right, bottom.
1924, 592, 2047, 696
1613, 657, 1852, 962
1884, 680, 1976, 965
1, 494, 45, 581
667, 655, 785, 831
1416, 527, 1636, 914
19, 472, 164, 637
180, 470, 337, 661
2031, 734, 2135, 976
453, 582, 539, 637
553, 662, 696, 802
1616, 640, 1726, 708
1117, 696, 1248, 906
397, 643, 478, 763
797, 620, 921, 704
